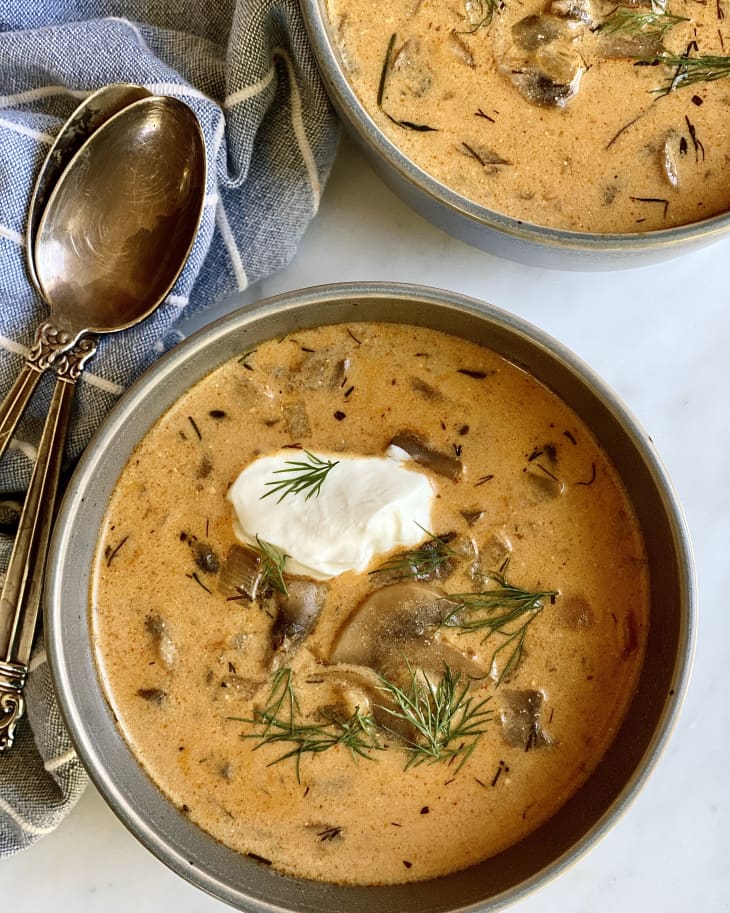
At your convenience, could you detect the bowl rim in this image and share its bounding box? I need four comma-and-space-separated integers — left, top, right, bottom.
300, 0, 730, 254
45, 281, 697, 912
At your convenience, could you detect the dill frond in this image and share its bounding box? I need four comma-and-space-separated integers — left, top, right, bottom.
377, 662, 492, 770
443, 567, 556, 684
260, 450, 339, 504
254, 535, 289, 596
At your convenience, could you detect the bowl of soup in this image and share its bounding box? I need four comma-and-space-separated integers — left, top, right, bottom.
46, 283, 695, 910
301, 0, 730, 267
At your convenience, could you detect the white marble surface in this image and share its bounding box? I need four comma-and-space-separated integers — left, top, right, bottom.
5, 135, 729, 911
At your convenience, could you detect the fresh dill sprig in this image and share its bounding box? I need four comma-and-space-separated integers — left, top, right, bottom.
369, 525, 458, 580
377, 662, 492, 771
254, 535, 289, 595
647, 50, 730, 93
598, 7, 688, 40
443, 567, 557, 684
258, 666, 299, 733
459, 0, 503, 34
235, 668, 380, 781
260, 450, 339, 504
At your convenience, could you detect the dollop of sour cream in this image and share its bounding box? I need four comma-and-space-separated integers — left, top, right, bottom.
228, 450, 434, 579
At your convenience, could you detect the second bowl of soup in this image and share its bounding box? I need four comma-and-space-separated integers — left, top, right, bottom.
302, 0, 730, 267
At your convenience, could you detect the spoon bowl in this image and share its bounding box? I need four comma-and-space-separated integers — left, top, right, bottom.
25, 83, 151, 296
35, 95, 206, 338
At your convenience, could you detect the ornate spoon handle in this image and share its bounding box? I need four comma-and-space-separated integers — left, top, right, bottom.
0, 320, 81, 463
0, 336, 96, 751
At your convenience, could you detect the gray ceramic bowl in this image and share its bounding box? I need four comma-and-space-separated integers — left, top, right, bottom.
300, 0, 730, 269
46, 283, 695, 911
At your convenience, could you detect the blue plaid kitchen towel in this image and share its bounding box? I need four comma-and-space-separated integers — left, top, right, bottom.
0, 1, 338, 856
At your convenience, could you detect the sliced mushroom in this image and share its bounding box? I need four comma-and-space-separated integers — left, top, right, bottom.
218, 674, 261, 699
137, 687, 167, 706
499, 689, 552, 749
595, 27, 664, 59
525, 470, 565, 501
389, 431, 463, 480
410, 376, 443, 401
311, 666, 418, 743
499, 13, 585, 108
461, 508, 485, 527
557, 594, 594, 629
372, 532, 459, 586
447, 30, 476, 68
377, 638, 486, 690
144, 613, 176, 670
661, 130, 683, 189
300, 349, 352, 391
331, 582, 451, 668
512, 14, 567, 50
283, 400, 311, 438
330, 581, 486, 699
503, 49, 585, 108
391, 38, 433, 98
473, 531, 513, 582
270, 578, 328, 659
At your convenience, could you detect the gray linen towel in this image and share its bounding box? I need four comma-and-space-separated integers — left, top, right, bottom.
0, 0, 338, 856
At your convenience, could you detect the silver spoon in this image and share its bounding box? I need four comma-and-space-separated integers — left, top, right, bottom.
0, 83, 151, 461
0, 94, 206, 750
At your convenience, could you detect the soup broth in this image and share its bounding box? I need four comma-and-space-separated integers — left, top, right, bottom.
325, 0, 730, 233
91, 322, 649, 885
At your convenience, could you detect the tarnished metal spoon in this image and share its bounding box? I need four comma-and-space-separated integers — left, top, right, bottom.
0, 94, 206, 750
0, 83, 151, 461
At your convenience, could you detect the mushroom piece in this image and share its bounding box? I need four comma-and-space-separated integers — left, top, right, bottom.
550, 0, 601, 25
330, 582, 486, 687
300, 348, 352, 391
283, 400, 311, 438
512, 14, 569, 51
661, 130, 684, 189
499, 12, 586, 108
331, 582, 450, 666
410, 376, 443, 401
499, 689, 552, 749
525, 470, 565, 501
270, 578, 328, 659
391, 38, 434, 98
315, 666, 418, 743
144, 613, 176, 670
595, 27, 664, 59
377, 638, 487, 691
557, 594, 594, 629
389, 431, 463, 481
502, 48, 585, 108
447, 30, 476, 68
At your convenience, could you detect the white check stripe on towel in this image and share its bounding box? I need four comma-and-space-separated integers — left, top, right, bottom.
0, 797, 56, 837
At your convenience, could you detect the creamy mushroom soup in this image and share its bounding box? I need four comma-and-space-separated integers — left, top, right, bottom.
326, 0, 730, 232
91, 322, 649, 885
